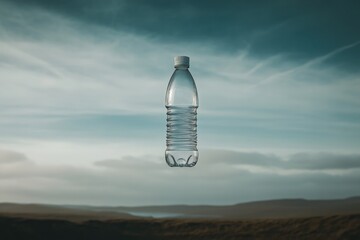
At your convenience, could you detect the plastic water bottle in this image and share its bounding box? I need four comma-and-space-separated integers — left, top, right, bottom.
165, 56, 199, 167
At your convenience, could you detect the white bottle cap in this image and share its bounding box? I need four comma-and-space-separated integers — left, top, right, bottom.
174, 56, 190, 67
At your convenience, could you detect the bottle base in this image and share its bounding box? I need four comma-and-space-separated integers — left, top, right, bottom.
165, 150, 198, 167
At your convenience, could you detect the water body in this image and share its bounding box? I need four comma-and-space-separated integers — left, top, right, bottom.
127, 211, 184, 218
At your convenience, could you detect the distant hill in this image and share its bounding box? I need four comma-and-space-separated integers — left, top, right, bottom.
0, 203, 137, 222
1, 196, 360, 221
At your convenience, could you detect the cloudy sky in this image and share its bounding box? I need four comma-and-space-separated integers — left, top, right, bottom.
1, 0, 360, 206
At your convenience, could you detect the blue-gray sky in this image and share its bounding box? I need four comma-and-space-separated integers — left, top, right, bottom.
0, 0, 360, 205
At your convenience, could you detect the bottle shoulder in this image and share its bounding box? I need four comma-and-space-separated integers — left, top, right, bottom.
165, 69, 198, 106
170, 69, 196, 84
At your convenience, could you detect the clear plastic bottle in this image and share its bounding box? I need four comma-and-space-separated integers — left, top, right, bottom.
165, 56, 199, 167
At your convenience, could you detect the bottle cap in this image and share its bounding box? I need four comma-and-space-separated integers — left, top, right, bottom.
174, 56, 190, 68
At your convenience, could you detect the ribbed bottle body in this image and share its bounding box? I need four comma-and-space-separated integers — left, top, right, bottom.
166, 106, 198, 167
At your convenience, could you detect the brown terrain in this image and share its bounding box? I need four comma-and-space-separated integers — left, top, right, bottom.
0, 197, 360, 239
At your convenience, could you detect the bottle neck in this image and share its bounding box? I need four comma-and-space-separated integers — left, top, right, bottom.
175, 65, 189, 70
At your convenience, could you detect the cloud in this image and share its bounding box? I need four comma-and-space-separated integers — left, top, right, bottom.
255, 41, 360, 87
288, 153, 360, 170
202, 149, 360, 171
201, 149, 281, 167
0, 149, 29, 164
94, 155, 162, 169
1, 148, 359, 205
4, 0, 360, 71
